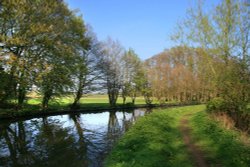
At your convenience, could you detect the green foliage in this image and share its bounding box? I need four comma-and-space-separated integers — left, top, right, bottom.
121, 48, 144, 104
207, 96, 248, 114
206, 97, 227, 113
0, 68, 14, 103
0, 0, 90, 108
172, 0, 250, 119
123, 102, 135, 107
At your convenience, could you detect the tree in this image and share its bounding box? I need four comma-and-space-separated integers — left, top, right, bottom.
71, 26, 102, 109
144, 45, 219, 104
99, 38, 124, 107
0, 0, 37, 106
137, 66, 154, 105
99, 38, 124, 106
121, 48, 143, 104
37, 15, 89, 110
172, 0, 250, 115
0, 66, 15, 105
0, 0, 90, 109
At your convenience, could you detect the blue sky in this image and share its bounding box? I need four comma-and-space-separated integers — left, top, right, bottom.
65, 0, 219, 60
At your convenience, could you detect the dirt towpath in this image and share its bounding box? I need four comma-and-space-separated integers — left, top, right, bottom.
179, 117, 209, 167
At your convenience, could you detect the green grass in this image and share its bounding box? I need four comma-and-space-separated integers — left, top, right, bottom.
0, 94, 188, 119
105, 105, 205, 167
24, 94, 179, 109
0, 95, 151, 119
24, 95, 148, 112
190, 111, 250, 166
26, 95, 146, 107
105, 105, 250, 167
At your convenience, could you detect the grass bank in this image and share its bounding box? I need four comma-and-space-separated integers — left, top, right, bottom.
190, 111, 250, 166
0, 95, 148, 119
105, 105, 250, 167
0, 95, 185, 120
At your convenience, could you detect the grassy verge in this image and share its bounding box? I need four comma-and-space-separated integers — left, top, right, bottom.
190, 111, 250, 166
105, 105, 250, 167
105, 105, 205, 167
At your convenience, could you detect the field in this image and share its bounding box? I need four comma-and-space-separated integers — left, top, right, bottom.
26, 94, 147, 109
0, 95, 149, 119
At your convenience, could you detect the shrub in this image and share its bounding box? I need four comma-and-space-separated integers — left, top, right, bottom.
124, 102, 135, 107
207, 97, 227, 113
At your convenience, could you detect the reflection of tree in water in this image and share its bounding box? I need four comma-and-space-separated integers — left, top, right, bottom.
106, 111, 123, 152
121, 109, 151, 132
108, 111, 121, 134
69, 113, 110, 167
106, 110, 144, 147
121, 110, 133, 132
0, 121, 35, 167
89, 111, 123, 166
0, 109, 150, 167
68, 113, 88, 166
0, 117, 88, 167
33, 116, 88, 167
145, 108, 152, 114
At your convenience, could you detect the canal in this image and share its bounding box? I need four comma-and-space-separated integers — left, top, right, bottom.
0, 108, 151, 167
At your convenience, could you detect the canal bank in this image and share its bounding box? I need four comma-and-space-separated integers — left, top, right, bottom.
0, 102, 200, 121
105, 105, 250, 167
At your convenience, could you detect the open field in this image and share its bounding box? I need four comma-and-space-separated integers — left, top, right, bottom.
26, 94, 146, 106
0, 95, 157, 119
24, 94, 148, 112
0, 94, 189, 120
105, 105, 250, 167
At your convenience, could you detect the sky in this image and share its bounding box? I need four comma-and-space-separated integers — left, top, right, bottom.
65, 0, 219, 60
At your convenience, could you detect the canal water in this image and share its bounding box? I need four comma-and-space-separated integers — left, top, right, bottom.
0, 108, 151, 167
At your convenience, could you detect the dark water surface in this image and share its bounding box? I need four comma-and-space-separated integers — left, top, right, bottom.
0, 108, 151, 167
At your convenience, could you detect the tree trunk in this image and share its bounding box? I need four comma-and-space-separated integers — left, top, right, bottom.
122, 96, 126, 105
131, 97, 136, 104
3, 129, 18, 165
72, 86, 83, 109
108, 87, 119, 107
17, 86, 26, 108
42, 89, 52, 110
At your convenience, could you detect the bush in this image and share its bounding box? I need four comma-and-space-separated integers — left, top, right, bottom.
207, 97, 227, 113
124, 102, 135, 107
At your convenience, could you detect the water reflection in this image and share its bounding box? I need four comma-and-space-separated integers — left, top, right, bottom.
0, 108, 150, 167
